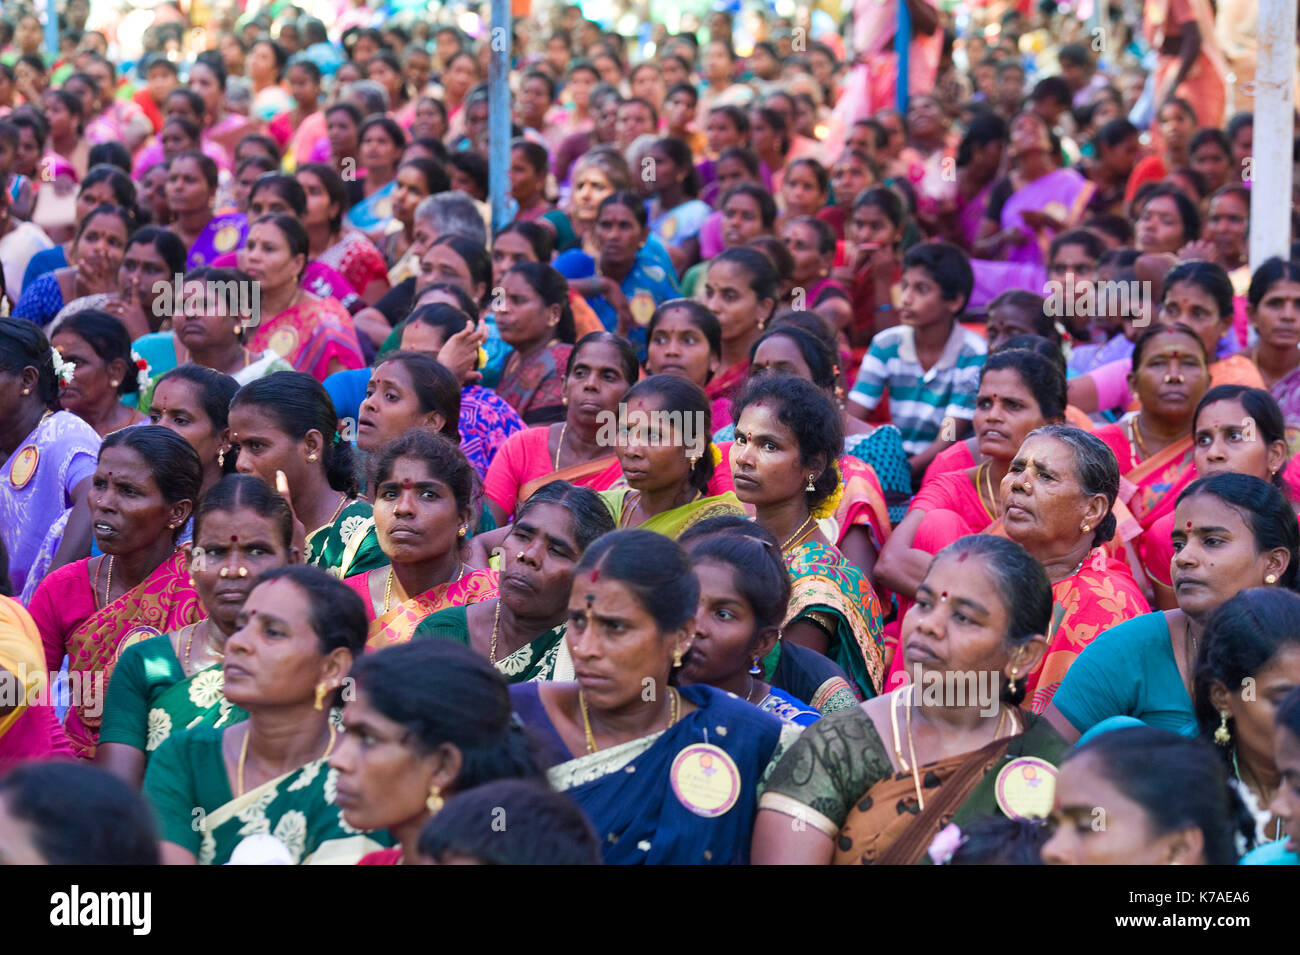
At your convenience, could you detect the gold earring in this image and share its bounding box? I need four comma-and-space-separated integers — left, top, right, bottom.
110, 380, 120, 388
458, 525, 467, 538
1266, 574, 1278, 585
218, 449, 226, 467
21, 388, 30, 395
672, 647, 683, 668
307, 453, 318, 463
426, 785, 444, 814
314, 682, 328, 711
1214, 711, 1231, 746
1080, 523, 1090, 533
805, 474, 816, 492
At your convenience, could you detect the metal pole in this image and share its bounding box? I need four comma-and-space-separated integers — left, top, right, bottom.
489, 0, 513, 235
895, 0, 911, 112
1249, 0, 1297, 270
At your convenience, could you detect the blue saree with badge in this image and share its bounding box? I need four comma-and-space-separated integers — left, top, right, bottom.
510, 682, 796, 864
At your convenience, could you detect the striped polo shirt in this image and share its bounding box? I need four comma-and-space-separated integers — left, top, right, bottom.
848, 322, 987, 457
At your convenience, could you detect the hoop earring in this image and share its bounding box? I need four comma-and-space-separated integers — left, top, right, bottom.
1214, 711, 1231, 746
314, 682, 328, 711
426, 785, 444, 814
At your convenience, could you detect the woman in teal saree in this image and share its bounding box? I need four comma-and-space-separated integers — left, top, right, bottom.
98, 475, 295, 787
144, 566, 390, 864
413, 480, 615, 682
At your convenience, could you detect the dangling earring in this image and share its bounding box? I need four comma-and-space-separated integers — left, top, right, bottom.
1214, 711, 1231, 746
1266, 574, 1278, 585
805, 474, 816, 492
1005, 668, 1020, 697
426, 785, 444, 814
672, 647, 683, 668
749, 656, 762, 676
217, 448, 226, 468
314, 682, 328, 711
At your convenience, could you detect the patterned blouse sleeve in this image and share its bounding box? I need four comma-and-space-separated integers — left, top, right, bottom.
757, 705, 892, 838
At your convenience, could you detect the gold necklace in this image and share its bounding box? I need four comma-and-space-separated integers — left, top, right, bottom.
890, 685, 926, 810
384, 562, 466, 613
102, 556, 114, 608
488, 599, 502, 664
580, 687, 679, 754
182, 622, 202, 673
553, 422, 567, 470
977, 460, 997, 519
1128, 415, 1151, 466
781, 514, 816, 552
237, 722, 338, 797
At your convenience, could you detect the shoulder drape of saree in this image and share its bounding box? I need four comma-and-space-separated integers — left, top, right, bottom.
366, 569, 500, 650
547, 732, 662, 792
517, 454, 620, 505
1118, 434, 1194, 528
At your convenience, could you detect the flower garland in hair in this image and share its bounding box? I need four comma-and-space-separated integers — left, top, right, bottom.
809, 460, 843, 520
132, 350, 152, 396
708, 443, 723, 467
50, 347, 75, 386
928, 822, 965, 865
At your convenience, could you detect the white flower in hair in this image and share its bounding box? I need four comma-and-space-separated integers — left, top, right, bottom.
50, 347, 75, 385
1227, 776, 1271, 856
131, 350, 152, 395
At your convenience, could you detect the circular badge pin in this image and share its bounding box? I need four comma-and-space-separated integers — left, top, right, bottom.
9, 445, 39, 489
670, 743, 741, 818
994, 756, 1057, 821
661, 216, 678, 241
268, 327, 299, 359
115, 625, 163, 662
630, 290, 656, 326
214, 225, 241, 253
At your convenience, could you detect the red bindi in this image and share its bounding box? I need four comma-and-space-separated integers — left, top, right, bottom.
1186, 521, 1192, 529
230, 535, 238, 542
402, 478, 413, 488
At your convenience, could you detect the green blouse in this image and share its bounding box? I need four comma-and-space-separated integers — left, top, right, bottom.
304, 499, 388, 580
413, 603, 572, 683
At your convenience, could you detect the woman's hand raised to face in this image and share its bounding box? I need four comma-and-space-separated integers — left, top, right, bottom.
436, 320, 487, 385
275, 470, 309, 560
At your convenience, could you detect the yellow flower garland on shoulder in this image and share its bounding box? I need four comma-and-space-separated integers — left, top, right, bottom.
810, 461, 843, 520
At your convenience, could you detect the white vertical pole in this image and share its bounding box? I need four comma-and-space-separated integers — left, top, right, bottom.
1249, 0, 1297, 270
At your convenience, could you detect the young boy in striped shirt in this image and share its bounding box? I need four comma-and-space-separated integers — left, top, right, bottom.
847, 241, 987, 488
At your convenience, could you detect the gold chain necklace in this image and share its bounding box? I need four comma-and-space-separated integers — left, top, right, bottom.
553, 422, 567, 470
1128, 415, 1150, 466
781, 514, 816, 553
237, 722, 337, 797
977, 460, 997, 519
384, 562, 465, 613
488, 599, 503, 664
580, 687, 679, 754
102, 556, 114, 608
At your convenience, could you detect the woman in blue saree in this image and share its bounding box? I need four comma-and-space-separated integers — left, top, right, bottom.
510, 530, 800, 865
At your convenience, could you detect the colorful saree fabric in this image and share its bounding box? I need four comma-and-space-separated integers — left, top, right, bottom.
766, 640, 861, 715
760, 704, 1067, 864
412, 603, 574, 682
304, 499, 389, 581
245, 297, 365, 382
597, 489, 747, 539
144, 724, 391, 864
756, 687, 821, 726
482, 426, 622, 518
0, 596, 74, 766
344, 180, 397, 237
1027, 549, 1151, 714
344, 567, 500, 650
784, 539, 885, 700
187, 213, 249, 269
1, 410, 99, 602
1093, 415, 1196, 531
99, 633, 247, 759
30, 552, 202, 758
512, 681, 798, 864
495, 343, 574, 426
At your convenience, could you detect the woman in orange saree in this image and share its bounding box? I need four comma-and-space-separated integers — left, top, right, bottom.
28, 427, 204, 759
482, 333, 638, 525
242, 215, 365, 382
345, 431, 497, 650
1093, 323, 1209, 534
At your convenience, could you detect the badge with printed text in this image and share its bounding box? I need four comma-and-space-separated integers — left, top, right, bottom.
214, 225, 242, 253
115, 626, 163, 662
9, 445, 38, 489
995, 756, 1057, 820
268, 327, 299, 359
670, 743, 741, 817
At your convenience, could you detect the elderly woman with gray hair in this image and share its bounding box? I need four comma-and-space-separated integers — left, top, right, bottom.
995, 425, 1150, 714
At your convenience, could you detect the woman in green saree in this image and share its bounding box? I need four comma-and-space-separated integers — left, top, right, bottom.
751, 535, 1069, 865
413, 480, 615, 681
597, 374, 745, 537
730, 375, 885, 699
330, 640, 545, 864
145, 565, 390, 865
344, 431, 498, 650
98, 475, 295, 787
228, 371, 387, 580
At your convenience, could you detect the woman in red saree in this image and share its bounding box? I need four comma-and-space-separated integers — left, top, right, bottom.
243, 215, 365, 382
28, 427, 204, 759
483, 333, 638, 525
1093, 323, 1210, 534
345, 432, 497, 650
997, 426, 1150, 713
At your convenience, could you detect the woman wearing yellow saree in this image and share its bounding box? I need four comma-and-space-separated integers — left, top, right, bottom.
97, 475, 295, 788
344, 432, 497, 650
597, 375, 745, 538
29, 427, 204, 760
228, 372, 387, 581
145, 566, 390, 865
730, 375, 885, 700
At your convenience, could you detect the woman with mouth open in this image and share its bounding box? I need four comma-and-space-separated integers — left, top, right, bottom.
345, 431, 497, 650
97, 474, 295, 787
597, 374, 745, 538
331, 640, 546, 865
414, 480, 614, 682
731, 375, 884, 700
28, 426, 203, 759
144, 565, 390, 865
510, 529, 797, 865
752, 534, 1069, 865
1047, 473, 1298, 744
